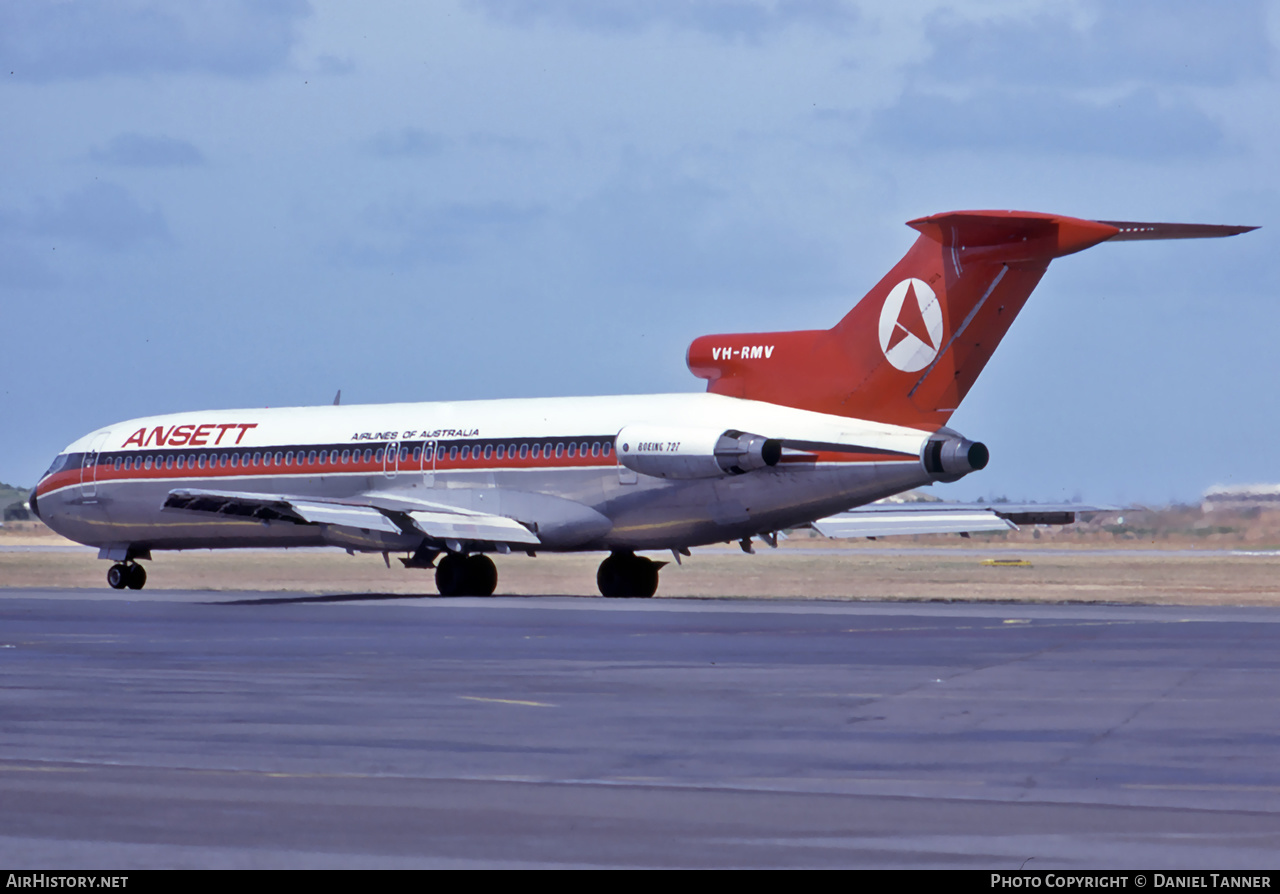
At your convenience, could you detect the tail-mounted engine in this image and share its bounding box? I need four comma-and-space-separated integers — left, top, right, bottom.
616, 425, 782, 480
922, 427, 989, 482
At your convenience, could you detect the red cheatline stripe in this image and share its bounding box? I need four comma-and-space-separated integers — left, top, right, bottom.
37, 453, 918, 498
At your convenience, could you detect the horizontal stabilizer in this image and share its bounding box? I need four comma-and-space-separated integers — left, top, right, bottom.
1098, 221, 1258, 242
812, 508, 1014, 539
811, 502, 1116, 539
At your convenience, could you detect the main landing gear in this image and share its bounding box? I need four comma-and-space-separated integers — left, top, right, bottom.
597, 551, 664, 599
435, 553, 498, 597
106, 562, 147, 591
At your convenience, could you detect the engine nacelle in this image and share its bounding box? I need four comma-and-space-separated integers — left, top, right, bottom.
616, 425, 782, 480
922, 429, 989, 482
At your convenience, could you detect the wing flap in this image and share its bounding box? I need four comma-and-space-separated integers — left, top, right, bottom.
164, 487, 542, 546
407, 510, 540, 545
289, 501, 402, 534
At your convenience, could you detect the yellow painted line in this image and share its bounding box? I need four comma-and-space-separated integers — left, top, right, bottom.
982, 558, 1032, 567
458, 695, 556, 708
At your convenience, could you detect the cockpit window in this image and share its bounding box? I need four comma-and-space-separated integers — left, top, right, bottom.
41, 454, 70, 479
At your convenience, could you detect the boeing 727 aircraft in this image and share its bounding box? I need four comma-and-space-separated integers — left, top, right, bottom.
31, 211, 1253, 597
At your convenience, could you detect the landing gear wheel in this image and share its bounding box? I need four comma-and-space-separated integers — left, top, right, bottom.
597, 552, 661, 599
464, 554, 498, 597
125, 563, 147, 590
108, 560, 146, 589
435, 554, 468, 596
108, 562, 147, 590
435, 553, 498, 596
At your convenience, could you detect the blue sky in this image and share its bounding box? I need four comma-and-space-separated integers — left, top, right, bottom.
2, 0, 1276, 505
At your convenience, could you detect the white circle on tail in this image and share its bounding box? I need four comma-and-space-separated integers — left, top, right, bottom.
878, 278, 943, 372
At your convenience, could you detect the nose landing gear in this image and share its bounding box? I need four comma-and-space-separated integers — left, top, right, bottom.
106, 562, 147, 591
597, 551, 664, 599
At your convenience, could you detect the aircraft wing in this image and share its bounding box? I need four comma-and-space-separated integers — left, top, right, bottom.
810, 502, 1114, 539
162, 488, 541, 546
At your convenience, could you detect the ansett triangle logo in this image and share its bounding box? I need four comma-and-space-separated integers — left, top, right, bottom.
878, 278, 943, 372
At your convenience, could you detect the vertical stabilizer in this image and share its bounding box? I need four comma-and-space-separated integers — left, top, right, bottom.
687, 211, 1254, 429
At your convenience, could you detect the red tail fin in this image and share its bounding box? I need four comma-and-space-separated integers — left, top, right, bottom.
687, 210, 1254, 429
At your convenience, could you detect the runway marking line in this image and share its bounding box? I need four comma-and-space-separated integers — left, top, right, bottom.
458, 695, 556, 708
1124, 783, 1280, 793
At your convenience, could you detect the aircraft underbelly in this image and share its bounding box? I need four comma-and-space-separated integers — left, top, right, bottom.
37, 458, 928, 553
599, 460, 928, 548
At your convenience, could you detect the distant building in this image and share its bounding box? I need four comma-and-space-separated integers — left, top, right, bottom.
1202, 484, 1280, 513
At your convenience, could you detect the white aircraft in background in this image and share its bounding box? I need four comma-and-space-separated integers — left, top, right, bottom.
31, 211, 1252, 596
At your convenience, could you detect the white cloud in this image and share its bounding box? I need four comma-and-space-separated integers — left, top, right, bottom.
869, 88, 1226, 159
0, 182, 170, 251
470, 0, 857, 40
89, 133, 206, 167
0, 0, 311, 81
366, 127, 449, 159
920, 0, 1271, 89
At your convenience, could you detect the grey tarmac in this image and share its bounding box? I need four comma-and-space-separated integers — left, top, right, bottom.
2, 588, 1280, 868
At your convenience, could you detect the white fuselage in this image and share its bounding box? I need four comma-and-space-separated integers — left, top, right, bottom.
35, 392, 940, 555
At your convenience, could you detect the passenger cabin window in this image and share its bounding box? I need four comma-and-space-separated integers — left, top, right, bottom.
483, 445, 493, 460
520, 444, 529, 459
566, 443, 576, 458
